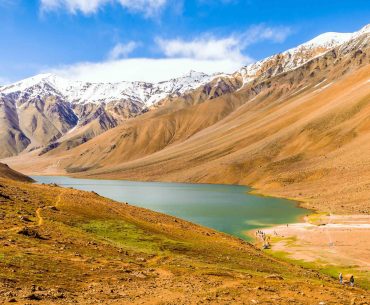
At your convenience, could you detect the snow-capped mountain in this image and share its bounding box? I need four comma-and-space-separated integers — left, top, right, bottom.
0, 70, 218, 158
238, 24, 370, 84
0, 24, 368, 159
0, 70, 214, 107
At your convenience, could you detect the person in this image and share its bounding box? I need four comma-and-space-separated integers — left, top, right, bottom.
339, 273, 343, 285
350, 275, 354, 287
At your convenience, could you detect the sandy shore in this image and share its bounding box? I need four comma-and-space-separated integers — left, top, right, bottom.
248, 214, 370, 287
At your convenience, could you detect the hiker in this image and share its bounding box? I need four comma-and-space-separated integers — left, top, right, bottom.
350, 275, 354, 287
339, 273, 343, 284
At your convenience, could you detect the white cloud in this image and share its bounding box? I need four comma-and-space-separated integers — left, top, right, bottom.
108, 41, 139, 60
156, 36, 248, 62
41, 24, 291, 83
40, 0, 168, 16
156, 25, 291, 63
45, 58, 245, 83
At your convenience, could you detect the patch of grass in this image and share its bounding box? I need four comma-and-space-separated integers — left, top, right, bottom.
307, 213, 330, 225
79, 220, 191, 256
267, 249, 370, 289
321, 266, 370, 290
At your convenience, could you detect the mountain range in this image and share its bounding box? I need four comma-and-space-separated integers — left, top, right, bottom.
1, 24, 369, 214
1, 25, 368, 158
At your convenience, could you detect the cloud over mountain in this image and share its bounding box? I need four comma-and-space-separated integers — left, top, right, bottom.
42, 25, 291, 83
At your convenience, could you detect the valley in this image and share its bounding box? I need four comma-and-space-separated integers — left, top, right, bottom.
3, 24, 369, 214
0, 22, 369, 304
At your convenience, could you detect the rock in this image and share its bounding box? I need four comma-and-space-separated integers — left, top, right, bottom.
19, 216, 32, 222
136, 257, 146, 262
17, 227, 43, 239
25, 293, 42, 300
265, 274, 284, 280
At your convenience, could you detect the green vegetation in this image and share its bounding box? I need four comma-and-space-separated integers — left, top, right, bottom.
79, 220, 191, 256
266, 249, 370, 289
307, 213, 330, 225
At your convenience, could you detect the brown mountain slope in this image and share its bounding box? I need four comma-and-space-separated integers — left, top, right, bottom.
3, 33, 370, 214
0, 178, 368, 304
0, 163, 33, 182
72, 64, 369, 214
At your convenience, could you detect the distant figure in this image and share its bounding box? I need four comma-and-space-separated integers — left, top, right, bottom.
286, 224, 289, 227
350, 275, 354, 287
339, 273, 343, 284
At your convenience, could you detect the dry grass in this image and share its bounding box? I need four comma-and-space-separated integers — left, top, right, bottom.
0, 178, 369, 304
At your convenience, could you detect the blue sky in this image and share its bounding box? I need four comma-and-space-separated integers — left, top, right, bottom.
0, 0, 369, 84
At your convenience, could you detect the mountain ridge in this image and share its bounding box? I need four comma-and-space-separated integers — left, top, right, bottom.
0, 24, 368, 159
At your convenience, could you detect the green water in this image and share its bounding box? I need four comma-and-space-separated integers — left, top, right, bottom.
32, 176, 309, 240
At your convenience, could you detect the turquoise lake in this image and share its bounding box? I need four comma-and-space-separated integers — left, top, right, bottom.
32, 176, 309, 240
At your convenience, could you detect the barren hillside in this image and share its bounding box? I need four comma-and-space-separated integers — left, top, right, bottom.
0, 178, 368, 304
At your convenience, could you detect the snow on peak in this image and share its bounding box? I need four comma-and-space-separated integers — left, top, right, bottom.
357, 24, 370, 35
238, 24, 369, 85
1, 24, 368, 106
0, 70, 213, 107
296, 32, 352, 50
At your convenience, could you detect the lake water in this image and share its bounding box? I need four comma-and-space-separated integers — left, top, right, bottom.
32, 176, 309, 240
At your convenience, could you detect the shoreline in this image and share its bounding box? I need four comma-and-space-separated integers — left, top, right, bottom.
26, 174, 370, 289
31, 175, 310, 240
247, 214, 370, 289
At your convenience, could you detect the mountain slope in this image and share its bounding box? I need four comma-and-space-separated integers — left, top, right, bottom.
81, 32, 368, 214
2, 25, 370, 214
0, 71, 216, 157
1, 25, 368, 158
5, 25, 369, 214
0, 163, 33, 182
1, 178, 368, 304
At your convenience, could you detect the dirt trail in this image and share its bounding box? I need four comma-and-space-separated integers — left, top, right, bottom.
36, 207, 44, 226
35, 189, 65, 227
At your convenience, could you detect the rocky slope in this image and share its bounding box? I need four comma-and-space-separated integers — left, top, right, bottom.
0, 178, 368, 304
1, 25, 368, 158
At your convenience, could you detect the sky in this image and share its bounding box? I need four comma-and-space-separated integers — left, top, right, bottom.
0, 0, 369, 84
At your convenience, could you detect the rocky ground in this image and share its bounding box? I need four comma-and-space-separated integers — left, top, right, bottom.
0, 178, 369, 304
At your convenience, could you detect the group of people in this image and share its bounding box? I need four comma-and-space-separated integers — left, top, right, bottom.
339, 273, 355, 287
255, 230, 270, 249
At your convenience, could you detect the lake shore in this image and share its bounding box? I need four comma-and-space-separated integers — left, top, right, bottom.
247, 214, 370, 288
